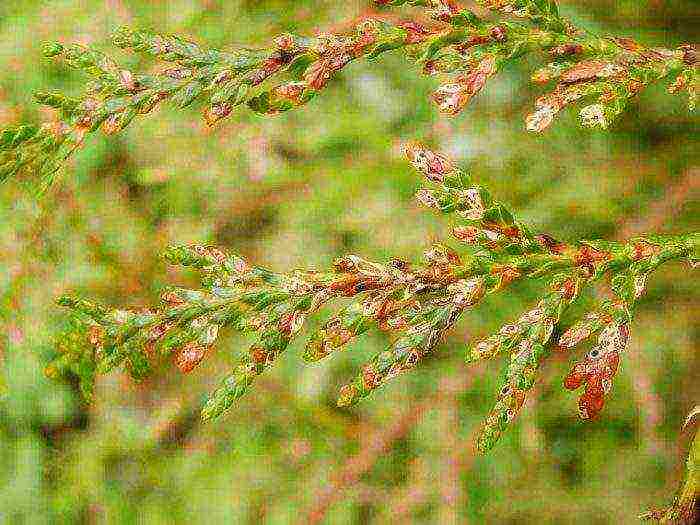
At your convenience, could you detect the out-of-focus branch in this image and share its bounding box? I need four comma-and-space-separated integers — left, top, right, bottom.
302, 374, 472, 524
618, 168, 699, 239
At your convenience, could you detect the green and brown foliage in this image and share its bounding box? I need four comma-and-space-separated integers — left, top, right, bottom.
53, 144, 698, 457
0, 0, 696, 191
0, 0, 698, 523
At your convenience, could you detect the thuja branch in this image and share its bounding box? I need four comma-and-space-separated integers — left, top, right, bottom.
51, 144, 699, 453
1, 0, 697, 189
641, 407, 700, 524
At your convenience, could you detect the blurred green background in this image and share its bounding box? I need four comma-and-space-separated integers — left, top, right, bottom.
0, 1, 698, 523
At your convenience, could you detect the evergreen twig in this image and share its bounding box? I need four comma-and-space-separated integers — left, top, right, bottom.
1, 0, 696, 190
51, 143, 699, 453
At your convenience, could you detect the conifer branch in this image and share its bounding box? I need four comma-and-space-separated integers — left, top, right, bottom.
51, 144, 699, 453
1, 0, 696, 190
641, 407, 699, 524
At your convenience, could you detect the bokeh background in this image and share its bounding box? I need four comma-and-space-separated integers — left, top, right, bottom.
1, 1, 698, 523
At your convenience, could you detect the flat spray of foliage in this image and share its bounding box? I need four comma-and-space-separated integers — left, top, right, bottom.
52, 144, 699, 450
52, 144, 699, 520
0, 0, 697, 190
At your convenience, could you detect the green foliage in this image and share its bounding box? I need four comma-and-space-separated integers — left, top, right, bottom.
1, 0, 698, 523
54, 144, 698, 453
0, 0, 696, 190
